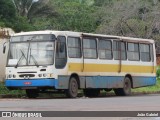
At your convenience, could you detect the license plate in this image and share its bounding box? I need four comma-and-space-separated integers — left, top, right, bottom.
24, 82, 32, 85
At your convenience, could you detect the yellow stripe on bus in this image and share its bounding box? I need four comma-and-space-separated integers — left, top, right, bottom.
68, 63, 156, 73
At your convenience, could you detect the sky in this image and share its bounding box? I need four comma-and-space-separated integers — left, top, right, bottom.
33, 0, 39, 2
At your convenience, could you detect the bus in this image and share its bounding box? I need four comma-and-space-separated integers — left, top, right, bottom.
3, 30, 156, 98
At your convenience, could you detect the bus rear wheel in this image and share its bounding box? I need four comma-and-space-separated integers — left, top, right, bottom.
83, 89, 100, 97
26, 89, 39, 98
114, 77, 131, 96
66, 77, 78, 98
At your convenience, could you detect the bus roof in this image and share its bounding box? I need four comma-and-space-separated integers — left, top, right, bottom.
12, 30, 155, 43
82, 33, 154, 43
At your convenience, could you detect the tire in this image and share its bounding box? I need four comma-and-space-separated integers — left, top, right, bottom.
114, 77, 131, 96
83, 89, 100, 97
66, 77, 78, 98
26, 89, 39, 98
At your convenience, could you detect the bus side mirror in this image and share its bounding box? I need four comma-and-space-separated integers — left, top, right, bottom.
3, 42, 7, 54
3, 46, 6, 54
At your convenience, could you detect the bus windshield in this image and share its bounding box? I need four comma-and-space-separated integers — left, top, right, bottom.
7, 34, 55, 67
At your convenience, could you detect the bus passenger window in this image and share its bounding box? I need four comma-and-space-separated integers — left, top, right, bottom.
113, 41, 126, 60
83, 38, 97, 59
140, 44, 150, 62
127, 43, 139, 61
99, 40, 112, 59
68, 37, 81, 58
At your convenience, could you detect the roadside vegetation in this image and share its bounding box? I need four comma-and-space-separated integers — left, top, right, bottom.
0, 82, 25, 97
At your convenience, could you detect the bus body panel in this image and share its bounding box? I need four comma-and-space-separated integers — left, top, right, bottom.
132, 76, 156, 88
85, 76, 124, 88
5, 76, 156, 90
5, 79, 58, 88
56, 76, 70, 89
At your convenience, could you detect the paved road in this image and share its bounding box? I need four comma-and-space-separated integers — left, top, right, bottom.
0, 94, 160, 120
0, 94, 160, 111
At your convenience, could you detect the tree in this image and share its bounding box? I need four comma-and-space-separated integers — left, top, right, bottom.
12, 0, 57, 22
0, 0, 17, 28
0, 0, 16, 21
12, 0, 35, 17
95, 0, 160, 41
50, 0, 98, 32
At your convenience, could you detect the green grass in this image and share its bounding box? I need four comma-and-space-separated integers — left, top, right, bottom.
0, 82, 25, 97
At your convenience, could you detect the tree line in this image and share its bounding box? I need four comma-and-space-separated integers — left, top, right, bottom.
1, 0, 160, 42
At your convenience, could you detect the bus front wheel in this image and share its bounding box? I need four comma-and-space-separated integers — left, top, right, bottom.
66, 77, 78, 98
26, 89, 39, 98
114, 77, 131, 96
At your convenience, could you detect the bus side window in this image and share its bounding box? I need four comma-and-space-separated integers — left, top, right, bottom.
113, 41, 126, 60
55, 36, 67, 69
140, 44, 150, 62
68, 37, 81, 58
127, 43, 140, 61
99, 39, 112, 60
83, 38, 97, 59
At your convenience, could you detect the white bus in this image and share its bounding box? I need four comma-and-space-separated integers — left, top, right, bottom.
3, 31, 156, 98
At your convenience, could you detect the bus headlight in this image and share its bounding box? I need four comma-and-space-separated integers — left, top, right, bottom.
8, 74, 13, 78
13, 75, 16, 78
38, 74, 42, 77
43, 74, 47, 77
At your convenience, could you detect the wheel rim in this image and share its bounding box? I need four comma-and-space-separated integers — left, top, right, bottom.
70, 79, 78, 96
124, 79, 131, 94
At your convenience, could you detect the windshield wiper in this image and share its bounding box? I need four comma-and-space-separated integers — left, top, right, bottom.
27, 42, 39, 67
29, 48, 39, 67
27, 36, 39, 67
15, 50, 27, 68
30, 54, 39, 67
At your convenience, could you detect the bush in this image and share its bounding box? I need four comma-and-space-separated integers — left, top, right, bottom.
156, 66, 160, 78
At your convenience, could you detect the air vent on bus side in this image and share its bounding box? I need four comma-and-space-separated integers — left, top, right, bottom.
40, 69, 46, 71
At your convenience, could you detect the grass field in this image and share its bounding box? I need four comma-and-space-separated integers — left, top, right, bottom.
0, 79, 160, 97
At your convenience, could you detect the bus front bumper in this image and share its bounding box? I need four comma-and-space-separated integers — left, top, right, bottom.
5, 79, 58, 89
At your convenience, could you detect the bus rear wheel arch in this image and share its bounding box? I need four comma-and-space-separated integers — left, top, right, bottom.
114, 77, 132, 96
